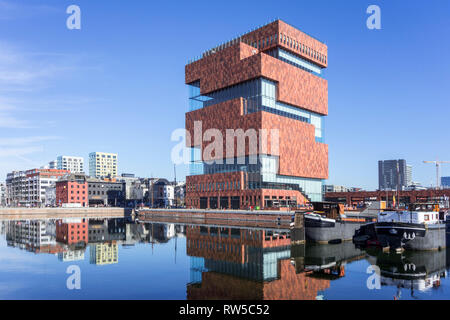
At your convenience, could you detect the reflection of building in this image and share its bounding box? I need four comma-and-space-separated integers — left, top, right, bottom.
5, 220, 66, 254
58, 250, 85, 262
89, 152, 118, 178
89, 242, 118, 265
88, 218, 126, 243
186, 226, 330, 300
185, 20, 329, 209
56, 218, 88, 245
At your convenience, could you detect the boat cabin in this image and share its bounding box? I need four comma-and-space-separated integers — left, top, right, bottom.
378, 207, 441, 225
311, 202, 345, 220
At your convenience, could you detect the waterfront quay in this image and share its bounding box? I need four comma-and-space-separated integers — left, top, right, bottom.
137, 208, 293, 230
0, 207, 131, 220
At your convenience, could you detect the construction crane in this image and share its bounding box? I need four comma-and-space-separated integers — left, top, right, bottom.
423, 160, 450, 189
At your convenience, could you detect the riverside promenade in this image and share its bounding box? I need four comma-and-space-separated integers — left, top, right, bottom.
0, 207, 131, 220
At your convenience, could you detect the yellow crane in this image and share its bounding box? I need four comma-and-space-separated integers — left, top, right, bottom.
423, 160, 450, 189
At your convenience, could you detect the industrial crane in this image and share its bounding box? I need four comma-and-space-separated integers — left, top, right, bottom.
423, 160, 450, 189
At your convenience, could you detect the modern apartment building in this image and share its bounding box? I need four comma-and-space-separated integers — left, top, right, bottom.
57, 156, 85, 174
185, 20, 328, 209
378, 159, 412, 191
6, 169, 70, 207
89, 152, 118, 178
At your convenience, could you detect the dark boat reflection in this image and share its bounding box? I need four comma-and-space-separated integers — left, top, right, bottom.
366, 249, 447, 297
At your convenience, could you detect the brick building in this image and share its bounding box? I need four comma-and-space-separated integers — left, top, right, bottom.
185, 19, 328, 209
55, 174, 88, 207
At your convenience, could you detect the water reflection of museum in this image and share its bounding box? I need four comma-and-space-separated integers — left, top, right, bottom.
185, 225, 351, 300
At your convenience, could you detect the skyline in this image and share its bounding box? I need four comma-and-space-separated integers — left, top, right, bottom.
0, 0, 449, 189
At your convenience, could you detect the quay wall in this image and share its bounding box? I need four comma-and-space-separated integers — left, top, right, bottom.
0, 207, 130, 220
138, 208, 293, 223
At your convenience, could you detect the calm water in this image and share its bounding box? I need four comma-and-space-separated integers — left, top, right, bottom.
0, 216, 449, 300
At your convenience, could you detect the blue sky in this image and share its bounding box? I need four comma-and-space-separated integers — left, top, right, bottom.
0, 0, 449, 189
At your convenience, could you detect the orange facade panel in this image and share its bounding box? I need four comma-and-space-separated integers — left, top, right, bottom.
186, 42, 327, 115
185, 99, 328, 179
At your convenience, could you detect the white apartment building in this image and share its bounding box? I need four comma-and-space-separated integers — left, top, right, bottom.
89, 152, 118, 178
57, 156, 84, 174
163, 185, 174, 207
6, 169, 69, 207
0, 182, 6, 206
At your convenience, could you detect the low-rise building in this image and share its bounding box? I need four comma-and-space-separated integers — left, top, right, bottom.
45, 183, 56, 207
56, 174, 88, 207
174, 182, 186, 207
323, 185, 349, 193
6, 169, 70, 207
0, 182, 6, 206
149, 179, 175, 207
87, 178, 124, 206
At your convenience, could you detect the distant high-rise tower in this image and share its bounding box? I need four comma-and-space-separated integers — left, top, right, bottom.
378, 159, 411, 190
89, 152, 118, 178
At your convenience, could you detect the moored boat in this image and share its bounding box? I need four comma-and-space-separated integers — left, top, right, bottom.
375, 203, 446, 251
303, 202, 372, 244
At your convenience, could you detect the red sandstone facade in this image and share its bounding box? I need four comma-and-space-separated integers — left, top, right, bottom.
185, 20, 328, 209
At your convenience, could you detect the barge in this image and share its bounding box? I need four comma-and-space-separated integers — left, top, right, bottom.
302, 202, 371, 244
375, 203, 446, 251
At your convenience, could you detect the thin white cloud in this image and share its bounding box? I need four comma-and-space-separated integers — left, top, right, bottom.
0, 113, 32, 128
0, 136, 60, 146
0, 0, 58, 21
0, 146, 44, 158
0, 42, 79, 90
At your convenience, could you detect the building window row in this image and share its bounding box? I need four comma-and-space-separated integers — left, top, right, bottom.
243, 33, 326, 64
188, 181, 241, 193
